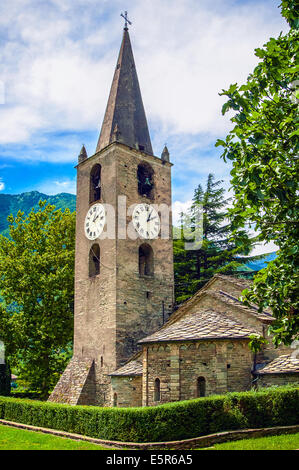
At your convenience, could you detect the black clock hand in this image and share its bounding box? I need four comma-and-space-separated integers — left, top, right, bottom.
147, 215, 157, 222
147, 210, 153, 222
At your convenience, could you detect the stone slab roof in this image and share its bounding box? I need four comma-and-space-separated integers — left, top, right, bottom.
138, 309, 258, 345
160, 275, 273, 332
109, 360, 142, 377
212, 274, 253, 291
256, 354, 299, 375
215, 290, 273, 322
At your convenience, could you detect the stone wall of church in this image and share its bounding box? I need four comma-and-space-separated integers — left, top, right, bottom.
256, 373, 299, 388
74, 145, 118, 373
110, 376, 142, 407
114, 145, 174, 366
192, 291, 293, 367
69, 142, 175, 406
144, 344, 173, 405
142, 339, 254, 406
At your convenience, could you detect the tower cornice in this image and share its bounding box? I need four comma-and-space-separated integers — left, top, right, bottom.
75, 141, 172, 169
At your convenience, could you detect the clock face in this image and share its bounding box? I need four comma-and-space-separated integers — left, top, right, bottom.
84, 203, 106, 240
132, 204, 160, 239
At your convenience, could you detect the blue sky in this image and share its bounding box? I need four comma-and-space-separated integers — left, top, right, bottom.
0, 0, 288, 251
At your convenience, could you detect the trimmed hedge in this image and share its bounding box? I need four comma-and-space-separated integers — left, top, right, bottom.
0, 386, 298, 443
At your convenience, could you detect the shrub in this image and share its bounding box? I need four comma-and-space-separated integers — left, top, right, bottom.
0, 386, 298, 443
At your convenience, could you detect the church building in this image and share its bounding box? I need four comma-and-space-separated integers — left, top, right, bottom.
49, 21, 299, 407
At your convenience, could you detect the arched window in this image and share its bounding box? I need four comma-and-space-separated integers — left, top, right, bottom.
154, 378, 161, 402
137, 162, 154, 198
89, 244, 100, 277
197, 377, 206, 397
113, 393, 118, 407
90, 164, 101, 203
139, 243, 154, 276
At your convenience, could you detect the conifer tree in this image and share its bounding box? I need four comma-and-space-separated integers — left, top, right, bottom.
174, 174, 252, 303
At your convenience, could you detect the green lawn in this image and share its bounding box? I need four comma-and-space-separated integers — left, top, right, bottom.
1, 424, 298, 450
0, 424, 113, 450
202, 432, 299, 450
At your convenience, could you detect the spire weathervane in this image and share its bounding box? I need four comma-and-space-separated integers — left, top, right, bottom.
120, 11, 132, 30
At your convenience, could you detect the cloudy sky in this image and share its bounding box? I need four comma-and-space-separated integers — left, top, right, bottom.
0, 0, 288, 251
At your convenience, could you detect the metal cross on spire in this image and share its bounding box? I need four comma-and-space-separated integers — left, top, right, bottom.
120, 11, 132, 30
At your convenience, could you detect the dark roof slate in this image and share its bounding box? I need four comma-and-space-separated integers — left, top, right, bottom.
109, 360, 142, 377
256, 354, 299, 375
96, 29, 153, 156
138, 309, 258, 344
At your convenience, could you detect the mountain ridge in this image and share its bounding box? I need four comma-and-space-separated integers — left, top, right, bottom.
0, 191, 76, 237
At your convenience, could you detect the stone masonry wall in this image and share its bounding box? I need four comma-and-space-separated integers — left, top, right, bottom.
110, 376, 142, 407
142, 339, 254, 406
65, 142, 174, 406
48, 357, 94, 405
115, 145, 174, 366
257, 373, 299, 388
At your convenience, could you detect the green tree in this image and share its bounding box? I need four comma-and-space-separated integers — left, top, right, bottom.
216, 1, 299, 345
174, 174, 252, 303
0, 201, 75, 397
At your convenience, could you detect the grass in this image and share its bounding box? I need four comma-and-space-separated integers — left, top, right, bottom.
0, 424, 113, 450
1, 423, 298, 451
202, 433, 299, 450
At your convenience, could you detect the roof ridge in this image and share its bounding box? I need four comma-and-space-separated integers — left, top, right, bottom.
138, 308, 259, 345
218, 290, 273, 318
210, 290, 273, 322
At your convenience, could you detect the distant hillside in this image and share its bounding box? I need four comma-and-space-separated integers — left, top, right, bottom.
244, 252, 277, 271
237, 251, 277, 274
0, 191, 76, 237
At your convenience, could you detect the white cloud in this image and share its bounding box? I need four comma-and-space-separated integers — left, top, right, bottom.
0, 179, 5, 191
36, 178, 76, 195
0, 0, 288, 157
172, 200, 193, 226
250, 240, 278, 256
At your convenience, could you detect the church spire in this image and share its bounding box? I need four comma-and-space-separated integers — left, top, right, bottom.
96, 24, 153, 156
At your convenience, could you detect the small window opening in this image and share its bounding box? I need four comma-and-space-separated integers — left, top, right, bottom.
154, 378, 161, 402
146, 291, 151, 299
90, 164, 101, 203
113, 393, 118, 407
89, 244, 100, 277
139, 243, 154, 276
197, 377, 206, 397
137, 162, 154, 198
227, 364, 231, 369
138, 144, 145, 151
100, 356, 103, 367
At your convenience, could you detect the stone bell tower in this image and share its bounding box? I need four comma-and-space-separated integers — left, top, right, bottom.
49, 23, 174, 406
